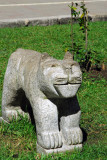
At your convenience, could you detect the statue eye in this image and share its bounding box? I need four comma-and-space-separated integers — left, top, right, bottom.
51, 64, 57, 67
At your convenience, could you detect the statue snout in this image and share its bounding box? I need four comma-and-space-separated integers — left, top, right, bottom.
69, 76, 82, 84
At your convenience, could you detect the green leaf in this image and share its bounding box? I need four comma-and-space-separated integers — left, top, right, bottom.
80, 13, 85, 18
71, 6, 77, 11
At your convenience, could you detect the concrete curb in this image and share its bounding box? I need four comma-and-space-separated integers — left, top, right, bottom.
0, 14, 107, 28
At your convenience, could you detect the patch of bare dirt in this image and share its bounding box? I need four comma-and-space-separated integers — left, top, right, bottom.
88, 67, 107, 80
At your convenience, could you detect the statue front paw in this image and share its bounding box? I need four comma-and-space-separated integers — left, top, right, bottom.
37, 131, 62, 149
62, 127, 83, 145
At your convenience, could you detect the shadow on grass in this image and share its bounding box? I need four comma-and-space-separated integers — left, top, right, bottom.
81, 128, 87, 143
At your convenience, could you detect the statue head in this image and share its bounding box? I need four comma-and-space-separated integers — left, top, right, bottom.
38, 52, 82, 98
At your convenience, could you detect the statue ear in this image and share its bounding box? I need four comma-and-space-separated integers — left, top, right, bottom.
64, 51, 73, 60
41, 53, 51, 62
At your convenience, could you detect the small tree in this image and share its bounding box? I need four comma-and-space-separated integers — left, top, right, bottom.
69, 1, 90, 71
69, 2, 80, 56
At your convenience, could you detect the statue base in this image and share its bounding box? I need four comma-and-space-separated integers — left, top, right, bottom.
36, 143, 82, 155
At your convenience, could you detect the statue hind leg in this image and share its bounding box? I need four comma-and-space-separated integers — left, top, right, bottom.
1, 75, 29, 123
1, 86, 27, 122
1, 53, 29, 123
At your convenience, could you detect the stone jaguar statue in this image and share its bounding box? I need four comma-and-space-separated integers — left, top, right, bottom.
0, 49, 83, 154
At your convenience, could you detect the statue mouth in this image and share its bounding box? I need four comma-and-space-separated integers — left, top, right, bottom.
54, 83, 81, 98
54, 77, 82, 86
54, 82, 81, 86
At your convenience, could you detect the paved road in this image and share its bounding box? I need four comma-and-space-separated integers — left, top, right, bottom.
0, 0, 107, 27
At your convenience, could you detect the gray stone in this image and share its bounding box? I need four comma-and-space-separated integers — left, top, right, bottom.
1, 49, 83, 154
0, 117, 9, 123
36, 143, 82, 154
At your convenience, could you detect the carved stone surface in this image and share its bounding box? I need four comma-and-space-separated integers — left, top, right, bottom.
0, 49, 83, 154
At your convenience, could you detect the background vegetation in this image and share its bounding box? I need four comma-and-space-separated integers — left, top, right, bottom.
0, 22, 107, 159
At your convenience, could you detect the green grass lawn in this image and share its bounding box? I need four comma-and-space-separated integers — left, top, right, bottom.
0, 22, 107, 159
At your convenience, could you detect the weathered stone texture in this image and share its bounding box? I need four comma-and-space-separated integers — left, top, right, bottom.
0, 49, 83, 154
